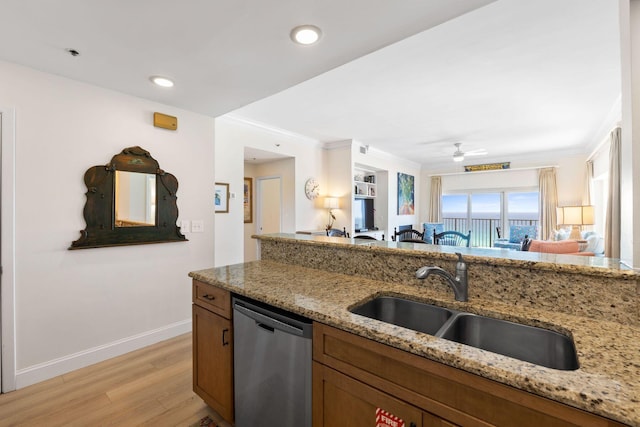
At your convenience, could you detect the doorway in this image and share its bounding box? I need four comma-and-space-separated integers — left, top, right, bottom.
255, 176, 282, 260
1, 108, 16, 392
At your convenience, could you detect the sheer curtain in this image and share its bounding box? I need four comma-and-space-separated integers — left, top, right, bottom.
605, 127, 621, 258
429, 176, 442, 222
538, 167, 558, 240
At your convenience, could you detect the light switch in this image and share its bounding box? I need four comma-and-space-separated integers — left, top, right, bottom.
180, 220, 190, 233
229, 192, 236, 199
192, 220, 204, 233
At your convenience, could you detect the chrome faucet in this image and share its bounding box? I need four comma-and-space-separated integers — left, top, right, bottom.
415, 252, 468, 302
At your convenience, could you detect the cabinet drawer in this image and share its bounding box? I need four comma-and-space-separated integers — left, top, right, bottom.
193, 280, 231, 318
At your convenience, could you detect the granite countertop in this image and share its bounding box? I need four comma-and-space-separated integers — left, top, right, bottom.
190, 260, 640, 426
257, 233, 635, 276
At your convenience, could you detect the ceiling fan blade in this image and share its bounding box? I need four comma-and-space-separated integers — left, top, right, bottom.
465, 149, 488, 156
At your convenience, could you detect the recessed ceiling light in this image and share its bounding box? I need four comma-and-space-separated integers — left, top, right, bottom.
150, 76, 174, 88
290, 25, 322, 45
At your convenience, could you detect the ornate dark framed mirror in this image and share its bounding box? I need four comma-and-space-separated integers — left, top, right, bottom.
70, 146, 187, 249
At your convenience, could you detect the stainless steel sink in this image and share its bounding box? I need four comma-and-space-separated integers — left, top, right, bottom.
438, 313, 579, 370
350, 296, 454, 335
350, 296, 579, 370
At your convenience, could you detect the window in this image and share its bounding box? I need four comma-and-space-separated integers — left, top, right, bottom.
442, 190, 539, 246
507, 191, 538, 220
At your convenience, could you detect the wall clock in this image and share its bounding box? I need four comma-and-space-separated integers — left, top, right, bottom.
304, 178, 320, 200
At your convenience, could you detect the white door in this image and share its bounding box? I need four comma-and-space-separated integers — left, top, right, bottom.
257, 177, 282, 235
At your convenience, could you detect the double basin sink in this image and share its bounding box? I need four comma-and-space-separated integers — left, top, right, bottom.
350, 296, 579, 370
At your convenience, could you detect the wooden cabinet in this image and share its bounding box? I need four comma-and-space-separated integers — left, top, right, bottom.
192, 280, 234, 424
314, 361, 425, 427
313, 322, 624, 427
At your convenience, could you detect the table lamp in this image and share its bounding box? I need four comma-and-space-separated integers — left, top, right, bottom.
324, 197, 339, 230
556, 205, 594, 240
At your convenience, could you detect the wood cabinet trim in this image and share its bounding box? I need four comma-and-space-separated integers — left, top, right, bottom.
192, 297, 234, 423
313, 322, 623, 427
192, 279, 231, 318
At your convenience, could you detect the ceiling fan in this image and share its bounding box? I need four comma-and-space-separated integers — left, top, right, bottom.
452, 143, 487, 162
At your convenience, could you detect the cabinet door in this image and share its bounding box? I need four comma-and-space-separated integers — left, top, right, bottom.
313, 362, 422, 427
193, 304, 233, 423
423, 412, 459, 427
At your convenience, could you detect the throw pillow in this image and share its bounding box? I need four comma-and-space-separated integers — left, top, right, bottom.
508, 225, 536, 244
556, 228, 570, 241
422, 222, 444, 244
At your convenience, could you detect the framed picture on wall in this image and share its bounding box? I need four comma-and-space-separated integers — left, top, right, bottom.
215, 182, 229, 213
397, 172, 415, 215
244, 177, 253, 223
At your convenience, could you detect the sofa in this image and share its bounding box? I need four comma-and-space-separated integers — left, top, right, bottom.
527, 239, 593, 256
493, 225, 537, 250
540, 228, 605, 256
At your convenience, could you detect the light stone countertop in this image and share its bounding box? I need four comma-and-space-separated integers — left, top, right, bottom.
258, 233, 636, 276
190, 259, 640, 426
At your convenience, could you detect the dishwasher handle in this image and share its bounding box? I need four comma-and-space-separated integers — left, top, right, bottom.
234, 303, 306, 337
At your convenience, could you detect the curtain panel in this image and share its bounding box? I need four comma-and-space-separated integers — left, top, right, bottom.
429, 176, 442, 222
538, 167, 558, 240
605, 127, 621, 258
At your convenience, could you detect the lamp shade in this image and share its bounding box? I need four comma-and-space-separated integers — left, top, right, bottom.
323, 197, 339, 209
557, 205, 594, 226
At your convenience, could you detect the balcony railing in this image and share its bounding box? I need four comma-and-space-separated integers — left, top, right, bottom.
441, 217, 539, 247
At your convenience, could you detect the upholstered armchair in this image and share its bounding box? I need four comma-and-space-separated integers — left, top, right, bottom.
493, 225, 537, 250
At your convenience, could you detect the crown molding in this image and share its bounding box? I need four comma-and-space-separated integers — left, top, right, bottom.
219, 114, 321, 146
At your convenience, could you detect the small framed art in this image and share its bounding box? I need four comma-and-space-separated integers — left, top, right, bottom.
215, 182, 229, 213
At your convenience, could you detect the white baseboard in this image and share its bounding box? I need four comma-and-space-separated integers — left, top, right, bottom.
15, 319, 192, 389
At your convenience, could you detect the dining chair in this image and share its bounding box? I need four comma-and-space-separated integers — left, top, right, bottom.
326, 227, 349, 238
392, 227, 425, 242
433, 230, 471, 247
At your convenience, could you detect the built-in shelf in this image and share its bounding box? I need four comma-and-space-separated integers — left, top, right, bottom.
354, 170, 376, 198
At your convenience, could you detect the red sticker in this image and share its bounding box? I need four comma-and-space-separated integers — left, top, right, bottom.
375, 407, 405, 427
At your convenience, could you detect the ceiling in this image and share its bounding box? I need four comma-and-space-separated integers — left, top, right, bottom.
0, 1, 620, 170
231, 0, 621, 170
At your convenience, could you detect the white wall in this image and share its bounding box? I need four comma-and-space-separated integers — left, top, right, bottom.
215, 116, 324, 266
325, 142, 353, 232
243, 158, 295, 262
0, 60, 215, 387
619, 0, 640, 267
351, 144, 422, 234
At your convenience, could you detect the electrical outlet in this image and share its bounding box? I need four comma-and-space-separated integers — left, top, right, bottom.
191, 220, 204, 233
180, 220, 190, 233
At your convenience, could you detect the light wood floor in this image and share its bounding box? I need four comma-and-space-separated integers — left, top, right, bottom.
0, 333, 231, 427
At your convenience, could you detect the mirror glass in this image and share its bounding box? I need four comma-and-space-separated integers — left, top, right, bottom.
115, 171, 156, 227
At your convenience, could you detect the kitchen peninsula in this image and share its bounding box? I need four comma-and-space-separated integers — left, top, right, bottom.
190, 234, 640, 426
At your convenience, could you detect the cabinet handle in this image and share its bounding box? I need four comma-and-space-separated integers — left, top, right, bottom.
202, 294, 216, 301
410, 423, 417, 427
222, 328, 230, 346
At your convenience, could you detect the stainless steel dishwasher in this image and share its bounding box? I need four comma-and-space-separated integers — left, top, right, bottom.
233, 296, 312, 427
